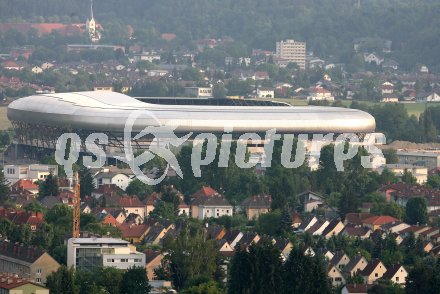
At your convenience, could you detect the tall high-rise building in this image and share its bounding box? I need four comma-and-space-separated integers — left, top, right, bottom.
275, 39, 306, 69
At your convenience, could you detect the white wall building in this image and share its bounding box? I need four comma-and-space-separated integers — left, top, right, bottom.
184, 87, 213, 98
4, 164, 58, 185
93, 171, 132, 191
396, 150, 440, 170
275, 39, 306, 69
257, 88, 275, 98
67, 238, 145, 271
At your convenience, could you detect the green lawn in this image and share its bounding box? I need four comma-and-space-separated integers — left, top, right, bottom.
274, 98, 437, 118
0, 107, 11, 130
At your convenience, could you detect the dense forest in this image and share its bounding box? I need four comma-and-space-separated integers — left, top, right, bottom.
0, 0, 440, 70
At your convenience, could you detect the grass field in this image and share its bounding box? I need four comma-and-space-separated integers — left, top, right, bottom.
274, 98, 435, 118
0, 107, 11, 130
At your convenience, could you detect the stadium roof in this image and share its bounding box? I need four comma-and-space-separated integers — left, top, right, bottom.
7, 91, 375, 134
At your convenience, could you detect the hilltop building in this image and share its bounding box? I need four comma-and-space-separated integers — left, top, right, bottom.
275, 39, 306, 69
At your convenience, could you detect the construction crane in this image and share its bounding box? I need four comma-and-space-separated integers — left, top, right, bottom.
72, 172, 81, 238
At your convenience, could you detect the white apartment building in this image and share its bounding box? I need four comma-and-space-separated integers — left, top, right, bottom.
275, 39, 306, 69
396, 150, 440, 170
67, 238, 145, 271
3, 164, 58, 185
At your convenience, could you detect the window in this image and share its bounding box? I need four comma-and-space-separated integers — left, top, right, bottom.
36, 278, 41, 283
396, 277, 399, 281
375, 273, 378, 277
134, 259, 142, 262
335, 277, 342, 281
36, 268, 42, 274
121, 259, 128, 262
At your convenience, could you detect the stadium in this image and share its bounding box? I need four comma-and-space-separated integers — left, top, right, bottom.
7, 91, 376, 154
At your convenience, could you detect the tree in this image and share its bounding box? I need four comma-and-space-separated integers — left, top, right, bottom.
161, 223, 220, 290
46, 265, 78, 294
39, 173, 59, 197
213, 84, 227, 99
405, 257, 440, 294
120, 267, 151, 294
405, 197, 428, 225
79, 167, 95, 199
279, 208, 292, 236
401, 170, 417, 184
229, 240, 284, 294
181, 281, 225, 294
0, 170, 10, 204
283, 246, 332, 294
126, 179, 154, 201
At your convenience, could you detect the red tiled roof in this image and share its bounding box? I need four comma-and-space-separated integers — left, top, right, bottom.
345, 213, 374, 225
118, 196, 144, 207
119, 223, 149, 239
192, 186, 218, 198
362, 215, 399, 225
12, 179, 38, 191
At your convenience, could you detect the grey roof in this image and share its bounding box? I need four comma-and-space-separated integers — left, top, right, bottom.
8, 91, 376, 134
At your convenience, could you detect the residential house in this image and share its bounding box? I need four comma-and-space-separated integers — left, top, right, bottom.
207, 225, 227, 240
118, 196, 146, 218
190, 186, 219, 218
143, 224, 169, 245
399, 226, 431, 238
144, 250, 164, 281
10, 179, 39, 196
297, 216, 318, 232
306, 220, 329, 236
124, 213, 144, 225
307, 87, 334, 101
360, 259, 387, 284
344, 254, 368, 277
361, 215, 399, 231
217, 239, 234, 256
119, 223, 150, 244
383, 264, 408, 286
328, 265, 346, 287
380, 221, 410, 234
240, 195, 272, 220
291, 212, 302, 229
39, 196, 61, 209
341, 225, 371, 240
363, 53, 383, 65
0, 241, 60, 284
0, 273, 49, 294
275, 239, 293, 259
315, 248, 334, 261
192, 194, 233, 220
237, 232, 260, 249
256, 88, 275, 99
91, 184, 124, 199
224, 230, 243, 249
99, 213, 118, 227
8, 211, 43, 232
93, 171, 132, 191
144, 192, 162, 216
344, 213, 374, 226
330, 251, 351, 271
416, 92, 440, 102
341, 284, 373, 294
321, 219, 345, 239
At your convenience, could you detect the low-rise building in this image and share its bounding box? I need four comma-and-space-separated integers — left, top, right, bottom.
240, 195, 272, 220
0, 241, 60, 284
0, 273, 49, 294
67, 238, 145, 271
3, 164, 58, 185
360, 259, 387, 284
184, 87, 213, 98
383, 264, 408, 286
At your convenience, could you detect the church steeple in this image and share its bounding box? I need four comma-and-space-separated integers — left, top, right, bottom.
90, 0, 94, 20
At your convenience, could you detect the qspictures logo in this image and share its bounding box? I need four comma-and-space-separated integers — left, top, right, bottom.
55, 109, 386, 184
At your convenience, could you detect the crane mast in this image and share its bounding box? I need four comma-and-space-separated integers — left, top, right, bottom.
72, 172, 81, 238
